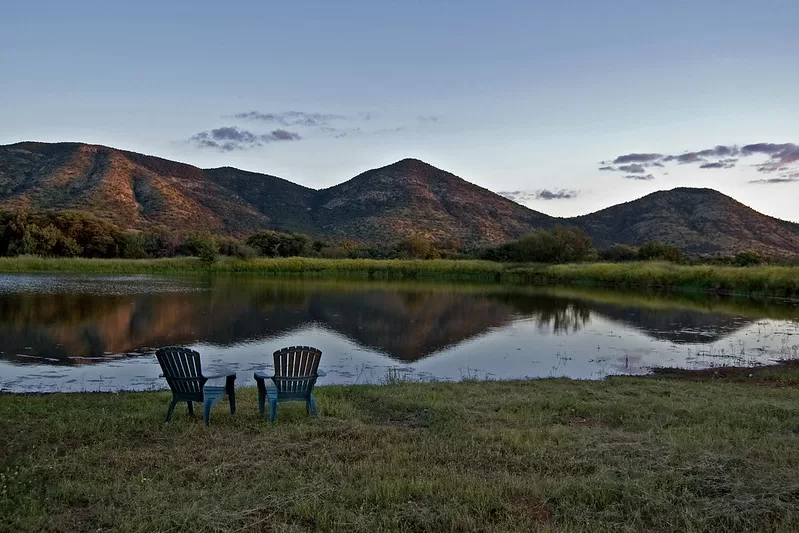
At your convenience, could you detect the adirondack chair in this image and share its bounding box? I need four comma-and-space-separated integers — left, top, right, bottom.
155, 347, 236, 425
253, 346, 326, 422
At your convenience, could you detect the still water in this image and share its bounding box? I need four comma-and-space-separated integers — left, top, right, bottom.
1, 274, 798, 392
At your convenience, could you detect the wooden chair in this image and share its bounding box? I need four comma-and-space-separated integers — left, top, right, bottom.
155, 347, 236, 425
254, 346, 325, 422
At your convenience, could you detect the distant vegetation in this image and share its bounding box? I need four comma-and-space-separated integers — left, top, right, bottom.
3, 211, 796, 269
3, 210, 799, 298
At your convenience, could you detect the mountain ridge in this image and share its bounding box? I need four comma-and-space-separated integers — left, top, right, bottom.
1, 141, 798, 256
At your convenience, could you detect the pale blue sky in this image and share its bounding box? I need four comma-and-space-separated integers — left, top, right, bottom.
2, 0, 798, 220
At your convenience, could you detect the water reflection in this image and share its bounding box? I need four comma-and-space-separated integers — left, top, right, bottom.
0, 275, 797, 391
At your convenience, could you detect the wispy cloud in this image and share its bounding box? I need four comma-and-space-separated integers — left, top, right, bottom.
189, 126, 301, 151
499, 189, 579, 202
233, 111, 346, 127
617, 164, 646, 173
699, 158, 737, 169
749, 177, 799, 184
601, 142, 799, 181
612, 153, 662, 164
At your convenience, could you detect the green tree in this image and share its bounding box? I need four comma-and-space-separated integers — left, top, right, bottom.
598, 244, 639, 262
732, 250, 764, 267
181, 233, 219, 262
637, 241, 684, 263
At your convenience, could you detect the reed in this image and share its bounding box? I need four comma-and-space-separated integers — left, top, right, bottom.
1, 256, 798, 297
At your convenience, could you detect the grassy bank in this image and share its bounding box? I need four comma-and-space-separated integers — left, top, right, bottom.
1, 256, 799, 298
4, 370, 799, 532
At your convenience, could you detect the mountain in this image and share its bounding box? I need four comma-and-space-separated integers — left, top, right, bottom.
0, 142, 314, 236
573, 188, 799, 256
1, 141, 799, 255
312, 158, 557, 243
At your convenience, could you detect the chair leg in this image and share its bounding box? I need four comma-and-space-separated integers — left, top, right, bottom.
226, 375, 236, 415
269, 399, 278, 423
166, 398, 178, 422
308, 394, 318, 417
187, 401, 194, 416
256, 378, 266, 415
203, 399, 213, 426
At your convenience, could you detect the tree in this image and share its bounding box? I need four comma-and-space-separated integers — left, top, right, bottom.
732, 250, 764, 267
488, 225, 595, 263
637, 241, 684, 263
397, 235, 440, 259
598, 244, 638, 262
247, 230, 310, 257
181, 233, 219, 263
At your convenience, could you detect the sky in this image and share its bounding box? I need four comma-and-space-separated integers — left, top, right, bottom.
2, 0, 799, 221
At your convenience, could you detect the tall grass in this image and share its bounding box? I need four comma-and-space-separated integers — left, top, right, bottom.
1, 256, 798, 298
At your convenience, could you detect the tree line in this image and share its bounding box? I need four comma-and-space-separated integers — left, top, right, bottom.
0, 210, 790, 266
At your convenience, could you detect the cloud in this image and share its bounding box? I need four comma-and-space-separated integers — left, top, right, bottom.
623, 174, 655, 180
697, 145, 738, 158
601, 142, 799, 178
189, 126, 301, 151
617, 164, 646, 173
266, 129, 302, 141
612, 153, 663, 164
749, 177, 799, 184
742, 143, 799, 172
536, 189, 579, 200
663, 152, 704, 164
699, 158, 737, 169
233, 111, 346, 126
499, 189, 579, 202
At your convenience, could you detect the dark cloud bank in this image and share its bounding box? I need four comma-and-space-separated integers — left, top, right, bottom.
601, 142, 799, 183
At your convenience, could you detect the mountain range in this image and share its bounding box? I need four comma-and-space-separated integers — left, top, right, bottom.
1, 141, 798, 256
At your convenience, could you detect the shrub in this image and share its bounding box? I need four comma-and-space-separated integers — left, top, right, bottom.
598, 244, 638, 262
482, 225, 595, 263
637, 241, 684, 263
732, 250, 764, 267
180, 233, 219, 263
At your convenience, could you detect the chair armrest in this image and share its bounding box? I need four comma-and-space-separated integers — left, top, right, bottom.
317, 369, 326, 377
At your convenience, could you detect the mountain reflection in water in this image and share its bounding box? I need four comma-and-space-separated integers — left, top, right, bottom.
0, 275, 798, 392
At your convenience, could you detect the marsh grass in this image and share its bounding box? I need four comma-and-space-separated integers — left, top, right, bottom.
1, 257, 799, 297
4, 371, 799, 532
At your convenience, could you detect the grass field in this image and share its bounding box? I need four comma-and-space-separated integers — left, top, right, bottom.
4, 365, 799, 532
1, 256, 799, 298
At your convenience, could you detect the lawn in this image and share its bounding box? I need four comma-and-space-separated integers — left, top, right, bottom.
3, 367, 799, 532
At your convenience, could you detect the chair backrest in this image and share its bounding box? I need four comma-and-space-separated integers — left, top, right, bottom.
272, 346, 322, 399
155, 347, 205, 400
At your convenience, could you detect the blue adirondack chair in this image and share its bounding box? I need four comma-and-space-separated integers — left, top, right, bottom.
254, 346, 326, 422
155, 347, 236, 425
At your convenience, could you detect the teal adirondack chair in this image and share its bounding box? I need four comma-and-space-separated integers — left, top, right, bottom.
254, 346, 326, 422
155, 347, 236, 425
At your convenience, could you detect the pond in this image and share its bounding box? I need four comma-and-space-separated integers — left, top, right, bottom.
0, 274, 798, 392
